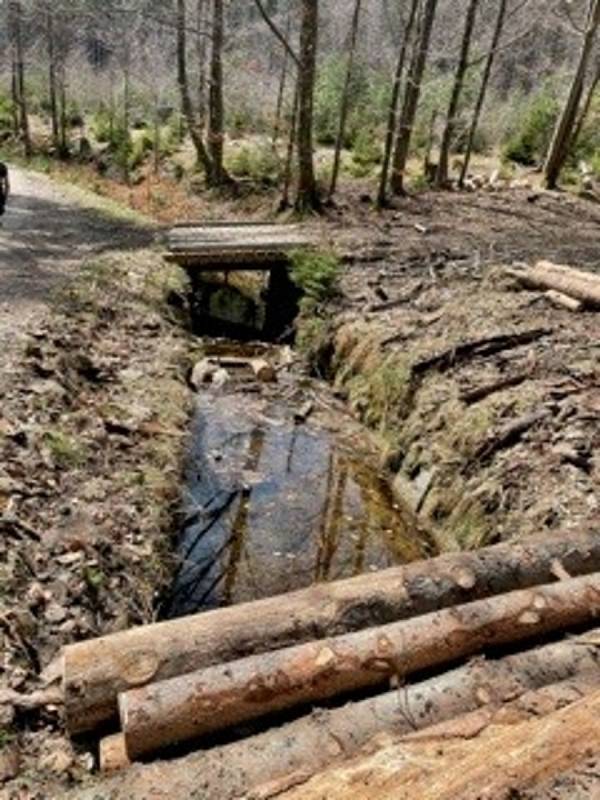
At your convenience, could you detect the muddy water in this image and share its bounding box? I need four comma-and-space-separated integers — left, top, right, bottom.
164, 390, 428, 618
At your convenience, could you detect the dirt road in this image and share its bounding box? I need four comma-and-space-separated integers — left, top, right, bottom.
0, 166, 154, 382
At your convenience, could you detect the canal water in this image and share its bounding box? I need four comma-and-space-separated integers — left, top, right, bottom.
163, 388, 429, 618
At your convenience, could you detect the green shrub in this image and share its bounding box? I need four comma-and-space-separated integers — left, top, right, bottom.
314, 56, 370, 146
290, 249, 341, 309
352, 127, 381, 167
226, 142, 279, 183
503, 89, 560, 166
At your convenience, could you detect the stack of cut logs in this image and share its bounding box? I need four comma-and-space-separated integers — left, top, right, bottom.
62, 529, 600, 796
504, 260, 600, 311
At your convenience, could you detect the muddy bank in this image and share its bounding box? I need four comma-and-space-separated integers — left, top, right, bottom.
306, 234, 599, 551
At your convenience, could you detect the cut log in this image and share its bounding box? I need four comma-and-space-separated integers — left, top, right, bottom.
505, 261, 600, 308
545, 289, 583, 312
99, 734, 130, 773
62, 530, 600, 734
275, 688, 600, 800
66, 632, 600, 799
119, 572, 600, 758
459, 373, 528, 404
250, 359, 277, 383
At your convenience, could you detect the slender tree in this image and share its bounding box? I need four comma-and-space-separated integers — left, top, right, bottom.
390, 0, 440, 195
295, 0, 320, 212
459, 0, 508, 187
544, 0, 600, 188
435, 0, 481, 187
176, 0, 214, 178
9, 0, 31, 157
377, 0, 420, 207
328, 0, 363, 199
207, 0, 230, 186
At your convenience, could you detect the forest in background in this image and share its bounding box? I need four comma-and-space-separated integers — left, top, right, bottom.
0, 0, 599, 211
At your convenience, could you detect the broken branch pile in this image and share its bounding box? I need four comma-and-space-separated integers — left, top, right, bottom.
61, 530, 600, 788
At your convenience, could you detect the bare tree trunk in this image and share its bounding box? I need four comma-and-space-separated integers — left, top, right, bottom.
328, 0, 363, 200
377, 0, 420, 207
390, 0, 439, 195
272, 12, 292, 145
544, 0, 600, 189
196, 0, 209, 123
176, 0, 214, 178
435, 0, 480, 187
295, 0, 320, 212
46, 6, 60, 153
280, 81, 299, 210
570, 62, 600, 153
459, 0, 507, 188
207, 0, 230, 186
10, 0, 31, 157
10, 54, 19, 136
58, 64, 68, 157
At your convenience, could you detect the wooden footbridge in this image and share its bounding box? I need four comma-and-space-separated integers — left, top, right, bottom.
165, 221, 312, 271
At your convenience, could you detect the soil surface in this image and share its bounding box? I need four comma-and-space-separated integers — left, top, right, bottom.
1, 171, 599, 799
0, 167, 153, 386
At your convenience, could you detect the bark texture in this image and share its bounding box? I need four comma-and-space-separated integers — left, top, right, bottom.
120, 573, 600, 758
277, 689, 600, 800
506, 260, 600, 308
63, 530, 600, 734
67, 633, 600, 798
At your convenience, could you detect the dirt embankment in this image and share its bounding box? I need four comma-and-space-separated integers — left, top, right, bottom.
0, 171, 194, 795
306, 188, 600, 551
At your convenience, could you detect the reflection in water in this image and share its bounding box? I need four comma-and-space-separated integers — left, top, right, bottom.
164, 395, 427, 618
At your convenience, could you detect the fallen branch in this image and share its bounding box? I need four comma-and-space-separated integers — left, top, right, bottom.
466, 410, 548, 470
119, 572, 600, 758
63, 530, 600, 735
412, 328, 550, 375
460, 373, 529, 404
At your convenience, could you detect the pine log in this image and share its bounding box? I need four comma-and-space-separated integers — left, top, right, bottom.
66, 632, 600, 799
505, 261, 600, 308
545, 289, 583, 312
276, 688, 600, 800
99, 734, 130, 773
120, 572, 600, 758
63, 530, 600, 734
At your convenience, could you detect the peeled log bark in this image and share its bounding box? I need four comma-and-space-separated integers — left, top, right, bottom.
67, 632, 600, 799
506, 261, 600, 308
277, 688, 600, 800
120, 572, 600, 758
63, 530, 600, 734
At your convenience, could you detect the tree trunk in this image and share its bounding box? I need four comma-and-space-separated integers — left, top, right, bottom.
328, 0, 362, 199
207, 0, 230, 186
570, 62, 600, 153
63, 529, 600, 735
459, 0, 507, 188
195, 0, 209, 123
390, 0, 439, 195
544, 0, 600, 189
120, 572, 600, 757
84, 633, 600, 793
58, 63, 68, 157
279, 81, 299, 210
435, 0, 480, 187
295, 0, 320, 212
10, 0, 31, 157
272, 12, 292, 145
377, 0, 420, 208
176, 0, 214, 177
46, 7, 60, 153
